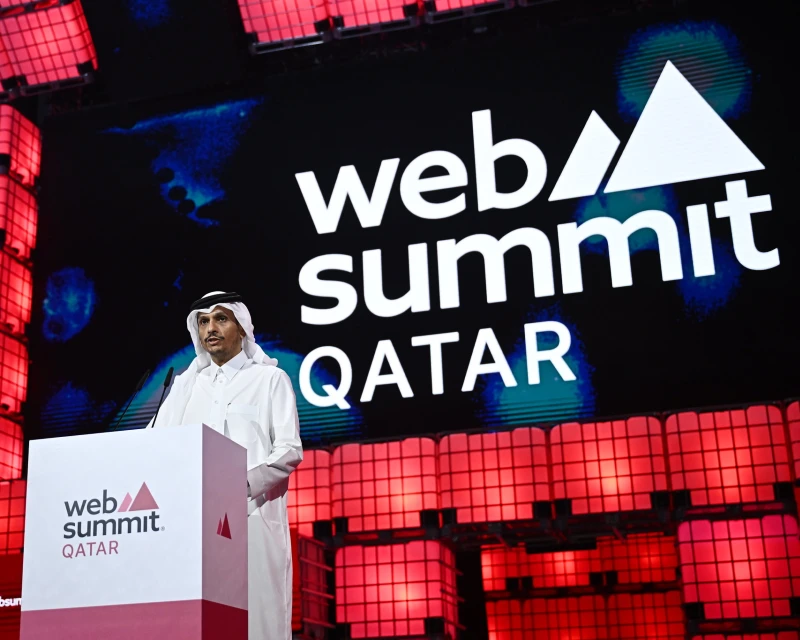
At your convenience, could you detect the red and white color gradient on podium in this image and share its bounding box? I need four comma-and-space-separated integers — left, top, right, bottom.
20, 425, 247, 639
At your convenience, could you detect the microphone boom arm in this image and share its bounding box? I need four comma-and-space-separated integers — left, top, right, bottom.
151, 367, 174, 429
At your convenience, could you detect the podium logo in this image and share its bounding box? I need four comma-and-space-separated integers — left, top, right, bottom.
217, 513, 232, 539
63, 482, 162, 539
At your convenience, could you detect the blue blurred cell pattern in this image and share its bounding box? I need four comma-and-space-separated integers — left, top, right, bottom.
42, 267, 97, 343
104, 98, 263, 227
617, 20, 752, 122
127, 0, 171, 28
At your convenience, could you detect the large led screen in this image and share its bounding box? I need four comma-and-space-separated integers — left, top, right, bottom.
27, 6, 799, 444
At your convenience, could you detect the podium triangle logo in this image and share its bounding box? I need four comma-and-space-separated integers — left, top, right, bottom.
118, 493, 133, 513
217, 513, 232, 539
128, 482, 159, 511
604, 60, 764, 193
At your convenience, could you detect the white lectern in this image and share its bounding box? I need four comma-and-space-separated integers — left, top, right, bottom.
20, 424, 247, 640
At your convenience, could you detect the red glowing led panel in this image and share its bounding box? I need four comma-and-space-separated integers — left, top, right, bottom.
237, 0, 329, 45
666, 405, 791, 506
481, 545, 603, 591
0, 417, 21, 481
0, 106, 41, 188
439, 427, 549, 524
550, 417, 667, 515
0, 39, 13, 82
0, 252, 32, 334
0, 176, 37, 259
678, 515, 800, 619
0, 0, 97, 88
0, 105, 42, 187
607, 592, 684, 640
694, 635, 800, 640
0, 479, 24, 554
329, 0, 419, 29
598, 533, 678, 584
335, 540, 458, 639
481, 534, 679, 592
288, 449, 331, 537
291, 530, 331, 634
486, 596, 608, 640
332, 438, 438, 532
0, 334, 26, 415
787, 402, 800, 483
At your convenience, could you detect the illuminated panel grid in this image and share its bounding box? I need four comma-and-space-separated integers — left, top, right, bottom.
439, 427, 549, 524
607, 592, 684, 640
486, 596, 608, 640
0, 0, 97, 88
788, 402, 800, 484
335, 541, 458, 639
678, 515, 800, 619
598, 533, 678, 584
481, 545, 603, 591
693, 635, 800, 640
329, 0, 419, 29
666, 405, 791, 506
288, 449, 331, 537
0, 417, 21, 480
0, 334, 26, 414
0, 38, 13, 82
0, 252, 32, 334
236, 0, 329, 45
0, 479, 24, 554
0, 176, 37, 259
332, 438, 437, 532
0, 105, 41, 187
291, 529, 331, 634
550, 417, 667, 514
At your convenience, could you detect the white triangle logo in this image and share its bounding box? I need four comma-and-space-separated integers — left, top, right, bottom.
604, 61, 764, 193
548, 111, 620, 201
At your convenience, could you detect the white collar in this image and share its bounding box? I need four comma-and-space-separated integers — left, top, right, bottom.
208, 349, 248, 381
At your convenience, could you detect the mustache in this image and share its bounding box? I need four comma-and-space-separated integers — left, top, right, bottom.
205, 333, 223, 341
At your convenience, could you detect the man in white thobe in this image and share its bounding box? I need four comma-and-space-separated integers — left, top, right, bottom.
148, 291, 303, 639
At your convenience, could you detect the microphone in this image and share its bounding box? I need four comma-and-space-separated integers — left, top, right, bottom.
111, 369, 151, 431
151, 367, 174, 429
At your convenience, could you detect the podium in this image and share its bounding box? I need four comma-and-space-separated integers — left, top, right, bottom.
19, 424, 247, 640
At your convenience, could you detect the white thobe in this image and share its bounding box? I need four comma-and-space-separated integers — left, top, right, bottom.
179, 350, 303, 639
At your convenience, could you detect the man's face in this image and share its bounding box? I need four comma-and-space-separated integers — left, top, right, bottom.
197, 306, 245, 365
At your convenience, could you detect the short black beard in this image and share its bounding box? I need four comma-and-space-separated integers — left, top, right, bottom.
205, 340, 242, 366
